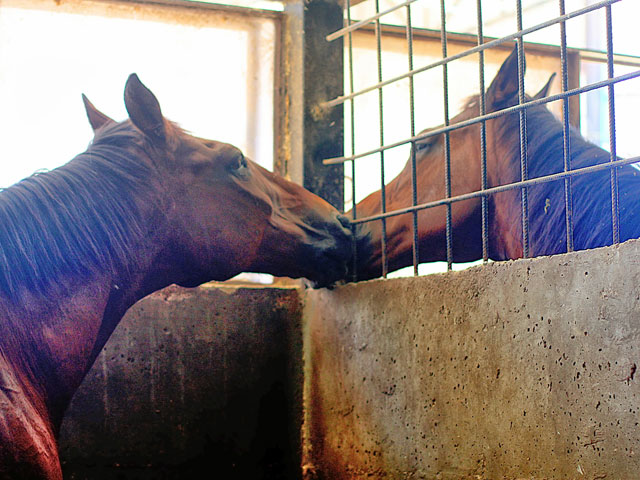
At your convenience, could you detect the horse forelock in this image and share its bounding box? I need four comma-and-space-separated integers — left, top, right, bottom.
0, 121, 163, 306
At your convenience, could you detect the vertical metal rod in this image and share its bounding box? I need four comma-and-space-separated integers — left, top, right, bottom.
375, 0, 388, 277
559, 0, 574, 253
476, 0, 488, 263
346, 0, 359, 281
440, 0, 453, 271
406, 5, 419, 276
605, 5, 620, 245
516, 0, 530, 258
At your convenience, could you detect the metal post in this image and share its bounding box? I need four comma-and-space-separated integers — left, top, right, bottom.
406, 5, 420, 276
440, 0, 453, 271
477, 0, 489, 263
303, 0, 344, 210
605, 4, 619, 245
280, 0, 343, 210
516, 0, 530, 258
559, 0, 575, 253
346, 0, 359, 280
374, 0, 389, 277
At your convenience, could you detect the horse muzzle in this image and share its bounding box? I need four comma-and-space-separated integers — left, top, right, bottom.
302, 214, 354, 288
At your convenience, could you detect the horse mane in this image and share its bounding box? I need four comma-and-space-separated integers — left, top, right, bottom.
494, 99, 639, 256
0, 121, 161, 303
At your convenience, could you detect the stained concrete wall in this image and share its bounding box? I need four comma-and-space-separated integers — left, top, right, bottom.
59, 285, 304, 480
58, 239, 640, 479
303, 239, 640, 480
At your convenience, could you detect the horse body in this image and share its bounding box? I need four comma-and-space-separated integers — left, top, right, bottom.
354, 46, 638, 279
0, 279, 109, 479
0, 75, 352, 478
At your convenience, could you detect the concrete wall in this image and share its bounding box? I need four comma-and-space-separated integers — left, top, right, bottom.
59, 285, 304, 480
58, 239, 640, 479
303, 239, 640, 480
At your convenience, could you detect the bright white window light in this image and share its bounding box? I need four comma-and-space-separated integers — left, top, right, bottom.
0, 0, 276, 188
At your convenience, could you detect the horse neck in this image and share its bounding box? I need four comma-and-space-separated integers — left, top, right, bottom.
0, 232, 178, 432
485, 106, 609, 259
0, 154, 174, 428
482, 111, 525, 259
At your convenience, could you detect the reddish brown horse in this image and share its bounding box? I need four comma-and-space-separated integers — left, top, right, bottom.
354, 46, 638, 280
0, 75, 351, 479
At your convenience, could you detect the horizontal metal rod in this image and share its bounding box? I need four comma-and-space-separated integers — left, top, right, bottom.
323, 68, 640, 165
322, 0, 621, 109
326, 0, 419, 42
351, 155, 640, 225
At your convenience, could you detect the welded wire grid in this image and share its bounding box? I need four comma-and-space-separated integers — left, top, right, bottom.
324, 0, 640, 280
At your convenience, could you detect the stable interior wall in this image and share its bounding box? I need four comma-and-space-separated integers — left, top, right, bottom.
303, 238, 640, 479
59, 239, 640, 479
59, 285, 304, 480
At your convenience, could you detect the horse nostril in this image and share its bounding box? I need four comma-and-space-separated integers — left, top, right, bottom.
337, 214, 351, 229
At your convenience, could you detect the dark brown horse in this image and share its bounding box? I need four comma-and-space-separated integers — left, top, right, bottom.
354, 46, 638, 280
0, 75, 351, 479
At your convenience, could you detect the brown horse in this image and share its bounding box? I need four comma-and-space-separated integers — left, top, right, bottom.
0, 75, 351, 479
353, 46, 637, 280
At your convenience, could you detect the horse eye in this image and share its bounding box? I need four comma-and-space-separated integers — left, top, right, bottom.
415, 139, 433, 153
229, 153, 248, 173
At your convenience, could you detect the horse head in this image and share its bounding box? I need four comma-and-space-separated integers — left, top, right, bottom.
351, 46, 558, 279
84, 75, 352, 288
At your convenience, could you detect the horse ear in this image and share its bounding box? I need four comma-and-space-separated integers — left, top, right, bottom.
82, 94, 114, 132
533, 72, 556, 100
124, 74, 166, 143
486, 46, 523, 109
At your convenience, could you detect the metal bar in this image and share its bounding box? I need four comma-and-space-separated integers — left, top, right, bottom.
350, 155, 640, 225
406, 4, 419, 276
346, 0, 359, 281
516, 0, 529, 258
605, 5, 620, 245
326, 0, 418, 41
323, 69, 640, 165
322, 0, 622, 109
440, 0, 453, 271
559, 0, 574, 253
347, 2, 356, 216
350, 22, 640, 64
375, 0, 388, 278
477, 0, 489, 263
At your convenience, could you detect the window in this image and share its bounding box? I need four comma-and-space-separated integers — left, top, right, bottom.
0, 0, 277, 187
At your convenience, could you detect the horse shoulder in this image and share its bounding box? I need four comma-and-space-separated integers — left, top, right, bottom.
0, 354, 61, 480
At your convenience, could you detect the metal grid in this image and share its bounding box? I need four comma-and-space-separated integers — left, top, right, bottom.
323, 0, 640, 280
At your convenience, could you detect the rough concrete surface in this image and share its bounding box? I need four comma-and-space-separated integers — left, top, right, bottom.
59, 285, 303, 480
303, 239, 640, 480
